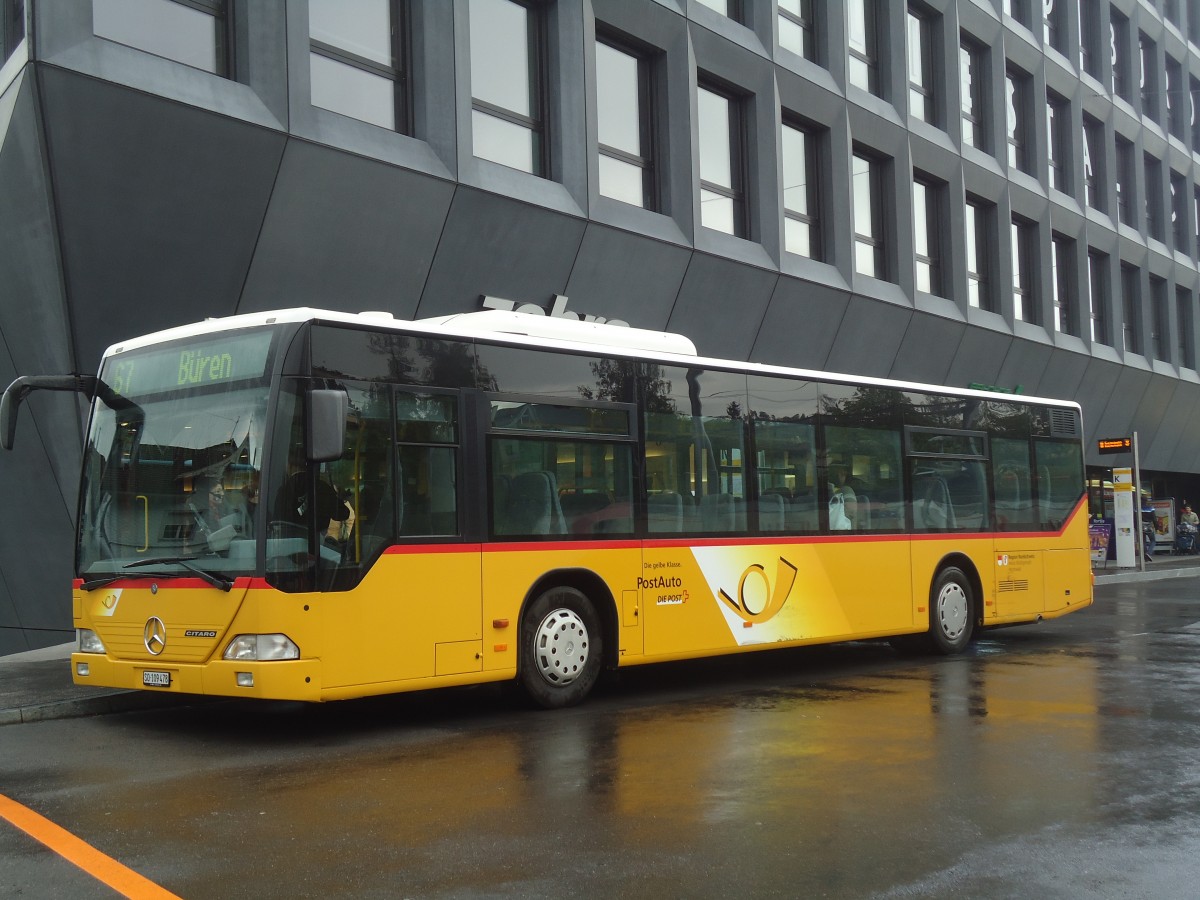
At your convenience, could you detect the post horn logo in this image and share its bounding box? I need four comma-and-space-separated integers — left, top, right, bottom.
143, 616, 167, 656
718, 557, 798, 624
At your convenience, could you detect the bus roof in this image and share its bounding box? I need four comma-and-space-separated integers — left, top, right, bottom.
101, 307, 1080, 412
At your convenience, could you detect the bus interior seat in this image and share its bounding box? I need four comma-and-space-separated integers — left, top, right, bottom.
647, 492, 683, 532
499, 470, 565, 535
854, 493, 870, 529
916, 475, 954, 530
701, 492, 737, 531
759, 493, 786, 531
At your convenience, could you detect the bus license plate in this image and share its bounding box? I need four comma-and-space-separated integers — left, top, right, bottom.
142, 670, 171, 688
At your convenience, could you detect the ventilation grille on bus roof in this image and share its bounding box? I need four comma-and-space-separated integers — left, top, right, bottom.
1050, 408, 1079, 438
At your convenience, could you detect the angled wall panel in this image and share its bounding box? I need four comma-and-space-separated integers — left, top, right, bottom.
0, 71, 76, 651
39, 68, 286, 373
239, 140, 456, 317
417, 188, 588, 319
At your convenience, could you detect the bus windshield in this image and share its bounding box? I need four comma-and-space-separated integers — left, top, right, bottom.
77, 330, 274, 580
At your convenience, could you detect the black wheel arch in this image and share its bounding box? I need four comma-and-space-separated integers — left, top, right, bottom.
931, 552, 984, 630
520, 568, 620, 670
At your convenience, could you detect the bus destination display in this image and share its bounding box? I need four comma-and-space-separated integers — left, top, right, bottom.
106, 330, 273, 397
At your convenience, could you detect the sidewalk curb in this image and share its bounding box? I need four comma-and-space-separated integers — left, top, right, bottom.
0, 689, 208, 727
1094, 565, 1200, 585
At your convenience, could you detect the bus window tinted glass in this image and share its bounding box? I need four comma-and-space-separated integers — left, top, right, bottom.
645, 368, 747, 533
395, 391, 460, 537
311, 327, 477, 387
491, 437, 633, 537
748, 375, 819, 532
1035, 439, 1083, 529
992, 436, 1036, 530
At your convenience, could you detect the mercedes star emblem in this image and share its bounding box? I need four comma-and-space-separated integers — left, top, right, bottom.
144, 616, 167, 656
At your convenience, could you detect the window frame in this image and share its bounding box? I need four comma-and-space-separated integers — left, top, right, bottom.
781, 117, 822, 260
697, 79, 748, 239
469, 0, 548, 176
907, 5, 935, 125
309, 0, 409, 133
966, 197, 993, 311
912, 173, 942, 297
852, 149, 886, 280
92, 0, 232, 77
595, 33, 657, 210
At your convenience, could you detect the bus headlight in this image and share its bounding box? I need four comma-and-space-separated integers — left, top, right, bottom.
77, 629, 106, 654
223, 634, 299, 661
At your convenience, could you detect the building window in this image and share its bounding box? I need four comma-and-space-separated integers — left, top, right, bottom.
1047, 91, 1068, 193
1151, 276, 1168, 360
1145, 154, 1164, 242
1006, 66, 1031, 173
852, 150, 885, 278
1121, 263, 1141, 355
1012, 217, 1035, 323
697, 0, 739, 19
93, 0, 229, 76
1195, 185, 1200, 257
1167, 56, 1185, 141
913, 175, 942, 296
596, 37, 654, 209
1165, 0, 1180, 28
469, 0, 545, 175
1178, 288, 1195, 369
1080, 1, 1101, 76
782, 120, 820, 259
1052, 233, 1075, 335
1139, 32, 1160, 124
1044, 0, 1067, 53
1192, 76, 1200, 154
1171, 171, 1189, 255
3, 0, 24, 62
1003, 0, 1029, 29
309, 0, 405, 132
1116, 136, 1135, 227
1191, 3, 1200, 46
698, 82, 746, 237
966, 198, 992, 311
1087, 250, 1110, 345
848, 0, 879, 96
960, 36, 985, 150
907, 6, 934, 125
1083, 116, 1104, 210
778, 0, 815, 61
1111, 8, 1131, 101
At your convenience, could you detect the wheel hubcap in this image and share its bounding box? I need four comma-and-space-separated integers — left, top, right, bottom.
533, 608, 590, 686
937, 582, 969, 641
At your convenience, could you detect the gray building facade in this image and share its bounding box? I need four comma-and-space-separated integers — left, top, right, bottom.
3, 0, 1200, 653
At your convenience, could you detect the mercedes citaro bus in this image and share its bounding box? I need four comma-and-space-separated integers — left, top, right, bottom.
1, 308, 1092, 708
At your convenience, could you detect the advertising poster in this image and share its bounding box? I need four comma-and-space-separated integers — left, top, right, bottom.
1150, 498, 1175, 548
1088, 521, 1112, 564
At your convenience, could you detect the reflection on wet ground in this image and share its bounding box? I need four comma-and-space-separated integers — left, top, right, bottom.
7, 579, 1200, 897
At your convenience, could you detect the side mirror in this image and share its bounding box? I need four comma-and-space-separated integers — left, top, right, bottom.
307, 389, 347, 462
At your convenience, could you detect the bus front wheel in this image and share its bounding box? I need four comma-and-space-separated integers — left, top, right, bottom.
518, 586, 603, 709
927, 566, 975, 654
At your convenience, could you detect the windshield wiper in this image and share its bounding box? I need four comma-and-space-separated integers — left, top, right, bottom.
121, 557, 234, 592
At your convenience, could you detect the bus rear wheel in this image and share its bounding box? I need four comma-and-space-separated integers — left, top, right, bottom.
518, 586, 603, 709
927, 566, 975, 654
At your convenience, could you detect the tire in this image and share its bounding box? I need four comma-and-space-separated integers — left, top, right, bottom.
518, 586, 603, 709
926, 566, 975, 655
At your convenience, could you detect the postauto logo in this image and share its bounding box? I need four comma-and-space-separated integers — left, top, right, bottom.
716, 556, 798, 625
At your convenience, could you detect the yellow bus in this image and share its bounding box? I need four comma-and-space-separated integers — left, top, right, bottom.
1, 309, 1092, 708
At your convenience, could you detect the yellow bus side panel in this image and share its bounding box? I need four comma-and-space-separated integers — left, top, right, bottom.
318, 550, 483, 688
481, 546, 643, 673
641, 541, 915, 658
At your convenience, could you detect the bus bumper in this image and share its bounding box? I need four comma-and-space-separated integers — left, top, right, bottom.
71, 653, 323, 702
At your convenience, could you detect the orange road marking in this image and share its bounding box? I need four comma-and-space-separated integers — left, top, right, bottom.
0, 792, 181, 899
